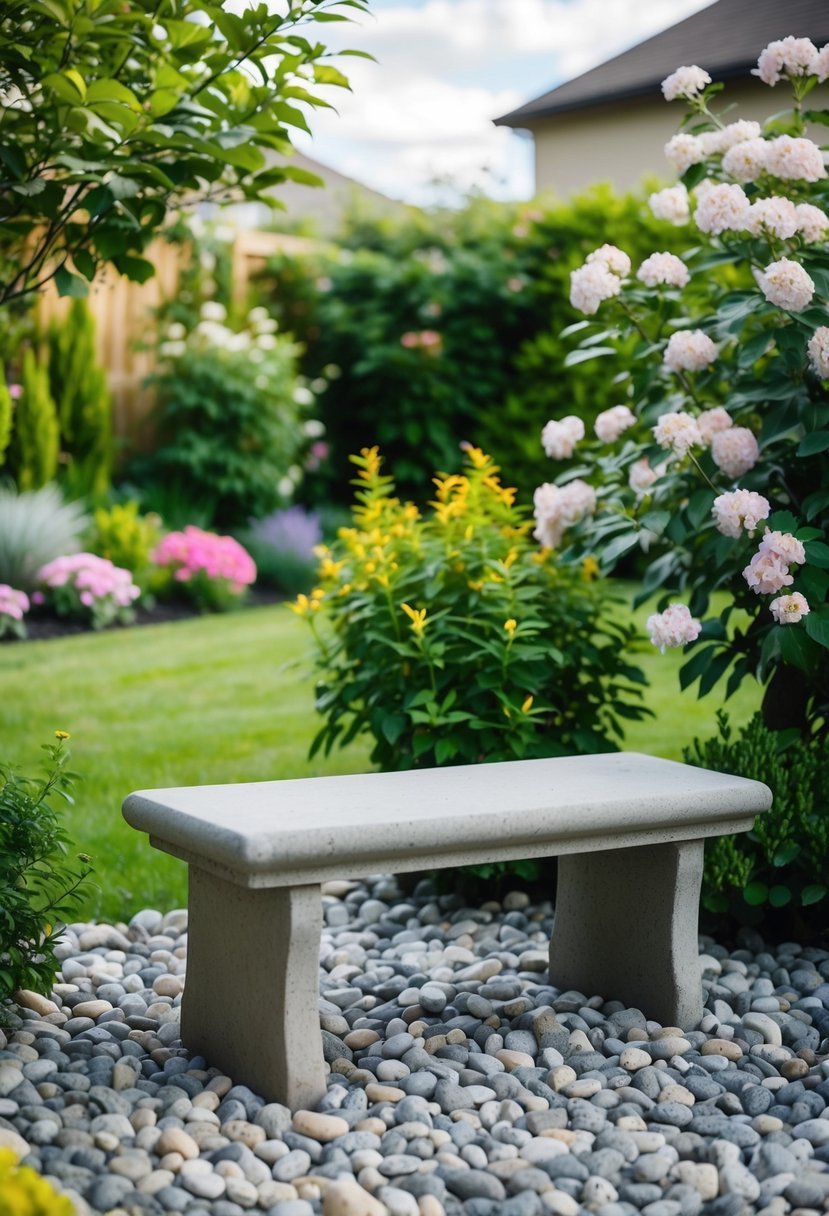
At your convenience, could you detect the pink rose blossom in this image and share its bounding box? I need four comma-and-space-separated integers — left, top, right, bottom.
594, 405, 636, 443
637, 252, 690, 288
743, 551, 793, 595
663, 329, 718, 372
766, 135, 826, 182
721, 138, 769, 182
770, 591, 810, 624
649, 185, 689, 225
653, 411, 703, 457
541, 415, 585, 459
757, 258, 815, 311
586, 244, 631, 277
533, 479, 596, 550
755, 37, 819, 86
711, 427, 760, 478
628, 458, 665, 497
569, 262, 621, 315
796, 203, 829, 243
694, 183, 751, 234
697, 407, 733, 446
647, 603, 702, 652
758, 529, 806, 566
661, 65, 712, 101
746, 196, 799, 240
712, 489, 771, 538
817, 43, 829, 82
808, 327, 829, 378
665, 133, 707, 174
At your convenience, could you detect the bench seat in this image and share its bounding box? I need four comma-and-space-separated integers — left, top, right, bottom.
123, 752, 771, 1109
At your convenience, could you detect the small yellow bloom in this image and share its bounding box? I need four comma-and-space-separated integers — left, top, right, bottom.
521, 695, 534, 713
401, 602, 428, 635
582, 555, 600, 581
464, 524, 474, 541
319, 557, 345, 580
311, 587, 324, 600
54, 730, 70, 740
290, 594, 310, 615
504, 619, 517, 636
375, 572, 389, 588
339, 583, 352, 596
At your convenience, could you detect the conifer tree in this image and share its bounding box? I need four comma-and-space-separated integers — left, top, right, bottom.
0, 360, 12, 469
48, 300, 112, 497
7, 349, 59, 490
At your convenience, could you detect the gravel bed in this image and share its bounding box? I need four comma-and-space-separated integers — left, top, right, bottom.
3, 876, 829, 1216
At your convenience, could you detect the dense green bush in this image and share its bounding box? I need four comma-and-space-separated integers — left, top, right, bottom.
0, 734, 93, 1008
686, 712, 829, 920
257, 188, 691, 501
133, 304, 311, 528
5, 349, 58, 491
299, 446, 648, 770
87, 501, 162, 596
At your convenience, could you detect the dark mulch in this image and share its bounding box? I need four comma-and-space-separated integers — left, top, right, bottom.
4, 588, 286, 644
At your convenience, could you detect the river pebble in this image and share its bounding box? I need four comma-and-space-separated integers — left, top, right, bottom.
4, 881, 829, 1216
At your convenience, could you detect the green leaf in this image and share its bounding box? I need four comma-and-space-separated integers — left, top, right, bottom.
805, 610, 829, 648
802, 884, 827, 906
773, 842, 800, 866
769, 885, 792, 908
85, 79, 140, 110
72, 249, 96, 281
54, 265, 88, 297
804, 539, 829, 568
743, 881, 768, 906
599, 531, 640, 566
42, 71, 85, 104
435, 738, 457, 765
797, 431, 829, 457
678, 646, 715, 691
562, 346, 617, 367
381, 713, 406, 745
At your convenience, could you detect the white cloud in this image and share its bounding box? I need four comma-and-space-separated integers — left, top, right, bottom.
295, 0, 716, 204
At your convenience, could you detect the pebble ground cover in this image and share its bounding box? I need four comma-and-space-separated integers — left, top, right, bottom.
3, 876, 829, 1216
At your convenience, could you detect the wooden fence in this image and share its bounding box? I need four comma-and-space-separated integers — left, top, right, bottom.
36, 229, 320, 455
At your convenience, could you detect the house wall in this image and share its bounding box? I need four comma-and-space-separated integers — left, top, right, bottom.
528, 82, 829, 197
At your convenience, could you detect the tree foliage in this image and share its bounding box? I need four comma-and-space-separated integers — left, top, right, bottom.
0, 0, 368, 305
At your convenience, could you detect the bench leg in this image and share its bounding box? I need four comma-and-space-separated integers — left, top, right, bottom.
548, 840, 704, 1029
182, 867, 326, 1110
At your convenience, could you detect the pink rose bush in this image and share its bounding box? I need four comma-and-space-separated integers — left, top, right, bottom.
37, 554, 140, 630
536, 42, 829, 728
153, 527, 257, 612
0, 585, 30, 639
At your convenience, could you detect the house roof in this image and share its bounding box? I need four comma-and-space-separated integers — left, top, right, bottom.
496, 0, 829, 127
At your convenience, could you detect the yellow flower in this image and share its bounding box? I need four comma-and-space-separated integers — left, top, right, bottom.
465, 446, 490, 470
401, 602, 428, 636
54, 730, 70, 740
338, 583, 352, 596
290, 594, 310, 615
521, 695, 534, 713
504, 619, 517, 636
582, 555, 600, 581
319, 557, 345, 580
312, 544, 330, 559
375, 572, 389, 588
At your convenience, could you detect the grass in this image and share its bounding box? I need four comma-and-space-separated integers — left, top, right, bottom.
0, 590, 760, 921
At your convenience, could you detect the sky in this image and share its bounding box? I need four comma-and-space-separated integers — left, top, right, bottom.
292, 0, 716, 206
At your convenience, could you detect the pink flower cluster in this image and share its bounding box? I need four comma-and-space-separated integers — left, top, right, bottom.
0, 584, 29, 621
808, 327, 829, 378
400, 330, 443, 354
533, 480, 596, 550
697, 407, 732, 446
646, 603, 702, 652
757, 258, 815, 312
541, 415, 585, 459
628, 458, 665, 497
711, 427, 760, 478
712, 490, 771, 538
661, 65, 711, 102
37, 554, 139, 609
153, 528, 257, 595
649, 185, 689, 225
569, 245, 630, 315
637, 252, 689, 289
743, 530, 806, 596
770, 592, 810, 624
694, 183, 751, 235
663, 330, 717, 373
652, 411, 702, 458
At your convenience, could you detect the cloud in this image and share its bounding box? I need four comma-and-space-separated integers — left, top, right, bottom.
296, 0, 715, 204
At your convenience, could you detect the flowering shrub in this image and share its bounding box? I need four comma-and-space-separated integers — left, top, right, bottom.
242, 506, 322, 596
297, 447, 647, 771
153, 527, 256, 612
545, 43, 829, 734
134, 301, 316, 528
37, 553, 139, 630
0, 585, 29, 640
0, 1149, 74, 1216
0, 733, 93, 1008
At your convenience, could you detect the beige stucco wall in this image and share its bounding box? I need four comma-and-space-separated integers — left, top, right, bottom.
528, 81, 829, 197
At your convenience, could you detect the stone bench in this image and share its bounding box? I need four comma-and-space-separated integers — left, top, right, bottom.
122, 752, 770, 1110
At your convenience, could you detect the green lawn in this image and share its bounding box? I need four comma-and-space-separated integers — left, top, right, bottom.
0, 592, 760, 920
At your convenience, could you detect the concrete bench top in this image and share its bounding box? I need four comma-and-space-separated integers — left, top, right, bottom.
123, 751, 771, 888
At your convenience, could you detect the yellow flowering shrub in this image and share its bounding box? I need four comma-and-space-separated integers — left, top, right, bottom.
0, 1150, 74, 1216
299, 446, 648, 771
